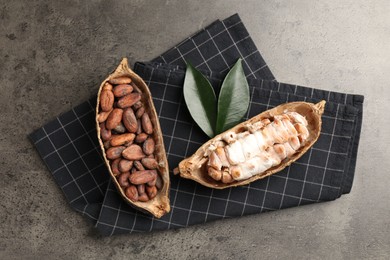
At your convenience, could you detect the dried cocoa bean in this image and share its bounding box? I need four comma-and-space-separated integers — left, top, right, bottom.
130, 82, 142, 93
98, 110, 112, 123
125, 185, 138, 202
106, 146, 126, 160
136, 119, 142, 134
135, 133, 148, 143
134, 160, 145, 171
141, 158, 158, 169
119, 159, 133, 172
146, 186, 157, 199
111, 158, 121, 176
138, 193, 149, 202
143, 138, 155, 155
118, 172, 130, 187
103, 140, 111, 150
106, 108, 123, 130
141, 113, 153, 134
135, 106, 145, 119
155, 173, 163, 190
113, 122, 126, 134
122, 108, 138, 133
129, 170, 157, 185
117, 93, 141, 108
113, 84, 133, 97
109, 76, 132, 85
110, 133, 135, 146
133, 101, 142, 110
122, 144, 145, 160
100, 90, 114, 112
102, 82, 113, 91
99, 123, 111, 141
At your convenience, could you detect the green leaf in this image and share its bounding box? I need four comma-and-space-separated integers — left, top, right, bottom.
183, 62, 217, 138
215, 59, 250, 134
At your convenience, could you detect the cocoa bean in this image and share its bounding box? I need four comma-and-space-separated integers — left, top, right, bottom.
134, 160, 145, 171
143, 138, 155, 155
100, 90, 114, 112
122, 108, 138, 133
119, 159, 133, 172
113, 122, 126, 134
106, 108, 123, 130
110, 133, 135, 146
146, 186, 157, 200
102, 82, 113, 91
113, 84, 133, 97
125, 185, 138, 202
141, 158, 158, 169
137, 184, 145, 195
155, 174, 163, 190
129, 170, 156, 185
117, 93, 141, 108
118, 172, 130, 187
141, 113, 153, 134
136, 119, 142, 134
97, 110, 112, 123
138, 193, 149, 202
111, 158, 121, 176
135, 133, 148, 143
122, 144, 145, 160
135, 106, 145, 119
106, 146, 126, 160
133, 101, 142, 110
99, 123, 111, 141
109, 76, 132, 85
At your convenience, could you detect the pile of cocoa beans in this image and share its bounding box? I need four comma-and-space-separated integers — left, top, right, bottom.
98, 76, 162, 202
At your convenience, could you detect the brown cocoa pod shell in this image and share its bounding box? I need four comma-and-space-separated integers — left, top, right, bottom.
177, 101, 326, 189
96, 58, 170, 218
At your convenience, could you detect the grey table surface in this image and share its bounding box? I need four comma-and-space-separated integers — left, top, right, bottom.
1, 1, 389, 259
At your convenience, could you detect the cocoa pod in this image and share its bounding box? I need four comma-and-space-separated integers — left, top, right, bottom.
135, 133, 148, 143
141, 158, 158, 169
134, 160, 145, 171
119, 159, 133, 173
141, 113, 153, 134
129, 170, 157, 185
110, 133, 135, 147
146, 186, 157, 200
99, 123, 111, 141
97, 110, 112, 123
106, 146, 126, 160
122, 144, 145, 160
113, 84, 133, 97
122, 108, 138, 133
111, 158, 121, 176
106, 108, 123, 130
109, 76, 132, 85
118, 172, 130, 188
117, 93, 141, 108
100, 90, 114, 112
143, 138, 155, 155
125, 185, 138, 202
135, 106, 145, 119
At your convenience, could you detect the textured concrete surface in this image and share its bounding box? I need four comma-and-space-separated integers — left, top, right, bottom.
1, 0, 389, 259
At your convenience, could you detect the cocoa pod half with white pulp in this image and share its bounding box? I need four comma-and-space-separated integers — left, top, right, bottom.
176, 101, 325, 189
96, 58, 170, 218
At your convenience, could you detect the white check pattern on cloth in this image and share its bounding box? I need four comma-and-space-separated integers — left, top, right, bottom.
29, 13, 363, 236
